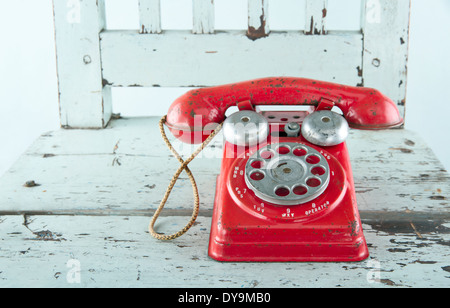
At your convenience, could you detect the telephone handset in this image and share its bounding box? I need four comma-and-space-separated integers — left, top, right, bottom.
151, 77, 403, 262
165, 77, 403, 144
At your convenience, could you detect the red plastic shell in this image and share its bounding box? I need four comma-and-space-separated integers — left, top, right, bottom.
207, 124, 369, 262
166, 77, 404, 144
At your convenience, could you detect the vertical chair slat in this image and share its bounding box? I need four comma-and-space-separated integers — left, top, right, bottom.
193, 0, 215, 34
247, 0, 269, 40
139, 0, 161, 34
361, 0, 410, 119
53, 0, 112, 128
304, 0, 328, 35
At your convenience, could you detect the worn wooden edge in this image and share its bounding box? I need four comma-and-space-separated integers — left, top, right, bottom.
1, 209, 447, 239
361, 0, 410, 120
304, 0, 328, 35
52, 0, 111, 128
0, 211, 448, 242
0, 209, 449, 221
0, 117, 448, 214
0, 214, 448, 287
247, 0, 269, 40
99, 30, 363, 88
138, 0, 161, 34
3, 212, 448, 238
192, 0, 215, 34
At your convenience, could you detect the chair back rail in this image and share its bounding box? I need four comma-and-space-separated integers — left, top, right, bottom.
52, 0, 410, 128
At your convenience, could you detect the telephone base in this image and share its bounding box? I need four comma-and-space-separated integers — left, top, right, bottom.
208, 139, 369, 262
208, 238, 369, 262
208, 199, 369, 262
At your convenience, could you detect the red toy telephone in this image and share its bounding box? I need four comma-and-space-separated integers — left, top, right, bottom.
150, 77, 403, 262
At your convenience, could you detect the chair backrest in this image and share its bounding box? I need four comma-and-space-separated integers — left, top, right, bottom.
53, 0, 410, 128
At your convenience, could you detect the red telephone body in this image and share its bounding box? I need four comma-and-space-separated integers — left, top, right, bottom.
165, 77, 403, 262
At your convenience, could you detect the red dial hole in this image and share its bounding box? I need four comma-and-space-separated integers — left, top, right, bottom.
311, 166, 326, 176
260, 151, 274, 159
306, 178, 321, 187
293, 185, 308, 196
293, 148, 307, 157
275, 187, 290, 197
277, 146, 290, 155
251, 160, 264, 169
250, 171, 265, 181
306, 154, 320, 164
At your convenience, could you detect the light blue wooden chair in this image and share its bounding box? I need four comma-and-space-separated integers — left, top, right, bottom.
1, 1, 449, 287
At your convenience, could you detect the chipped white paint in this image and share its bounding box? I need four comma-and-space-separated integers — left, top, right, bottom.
100, 31, 363, 87
365, 0, 382, 24
0, 215, 448, 287
361, 0, 410, 119
66, 0, 81, 24
0, 117, 448, 215
247, 0, 269, 39
305, 0, 328, 35
4, 1, 442, 288
0, 117, 448, 287
139, 0, 161, 34
192, 0, 215, 34
52, 0, 112, 128
52, 1, 411, 127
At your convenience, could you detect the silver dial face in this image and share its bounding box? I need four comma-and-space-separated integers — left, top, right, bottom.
245, 142, 330, 206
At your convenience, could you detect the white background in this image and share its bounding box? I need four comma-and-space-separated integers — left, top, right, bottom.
0, 0, 449, 177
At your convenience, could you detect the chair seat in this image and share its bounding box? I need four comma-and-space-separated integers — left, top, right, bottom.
0, 117, 448, 287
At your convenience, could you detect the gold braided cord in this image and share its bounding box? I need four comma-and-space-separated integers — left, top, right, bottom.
149, 115, 223, 240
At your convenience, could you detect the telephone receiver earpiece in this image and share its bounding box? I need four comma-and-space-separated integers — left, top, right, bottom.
165, 77, 404, 144
301, 110, 349, 146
